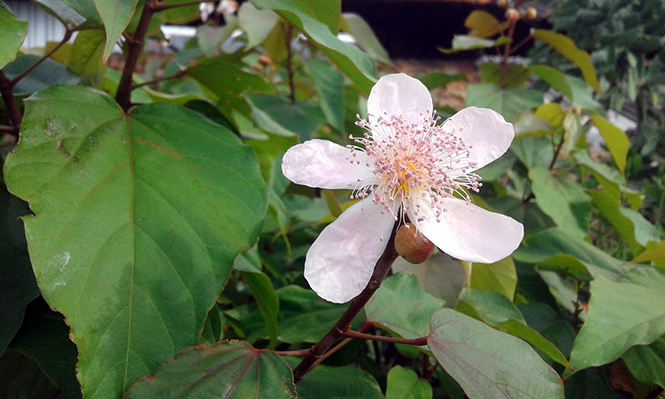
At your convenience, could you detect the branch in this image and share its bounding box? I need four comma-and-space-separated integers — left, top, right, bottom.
10, 27, 74, 87
0, 125, 19, 135
306, 321, 373, 371
0, 71, 22, 134
116, 0, 155, 110
271, 348, 313, 357
340, 329, 428, 346
131, 70, 187, 90
292, 223, 400, 383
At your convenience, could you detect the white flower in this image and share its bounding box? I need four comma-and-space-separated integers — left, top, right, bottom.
282, 73, 524, 303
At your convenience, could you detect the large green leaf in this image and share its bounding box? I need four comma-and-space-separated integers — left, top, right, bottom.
63, 0, 102, 23
306, 59, 344, 132
589, 115, 630, 175
237, 1, 279, 49
188, 56, 273, 101
92, 0, 138, 60
569, 276, 665, 371
386, 365, 432, 399
245, 94, 326, 140
465, 83, 543, 121
290, 362, 384, 399
3, 55, 80, 96
234, 246, 279, 348
0, 4, 28, 70
251, 0, 376, 93
366, 273, 444, 339
622, 336, 665, 389
391, 253, 467, 308
532, 29, 600, 94
529, 167, 591, 240
514, 228, 623, 279
34, 0, 87, 26
127, 341, 296, 398
342, 13, 391, 65
470, 257, 517, 300
3, 86, 267, 399
0, 185, 39, 354
428, 309, 564, 399
528, 64, 573, 100
68, 29, 106, 86
455, 289, 525, 327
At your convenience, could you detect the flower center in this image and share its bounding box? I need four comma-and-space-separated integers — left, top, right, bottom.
347, 111, 482, 223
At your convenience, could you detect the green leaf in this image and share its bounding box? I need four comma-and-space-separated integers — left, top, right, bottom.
290, 362, 384, 399
513, 227, 623, 279
391, 253, 467, 308
464, 10, 507, 38
456, 289, 525, 326
366, 273, 444, 339
511, 137, 553, 169
63, 0, 102, 23
622, 337, 665, 389
93, 0, 138, 61
0, 4, 28, 69
590, 115, 630, 175
418, 71, 465, 90
573, 151, 642, 209
496, 319, 572, 370
532, 29, 600, 94
386, 365, 432, 399
245, 94, 326, 140
188, 56, 273, 100
428, 309, 564, 399
68, 29, 106, 86
306, 59, 344, 132
10, 314, 81, 398
634, 241, 665, 264
3, 86, 268, 399
34, 0, 87, 26
536, 254, 593, 281
275, 286, 359, 344
0, 185, 39, 354
2, 55, 80, 96
529, 65, 574, 100
590, 190, 643, 255
196, 22, 237, 57
479, 63, 529, 88
465, 83, 543, 121
569, 277, 665, 371
126, 341, 296, 398
234, 247, 279, 348
251, 0, 376, 93
561, 108, 583, 157
529, 167, 591, 239
470, 257, 517, 300
342, 13, 391, 65
238, 1, 279, 49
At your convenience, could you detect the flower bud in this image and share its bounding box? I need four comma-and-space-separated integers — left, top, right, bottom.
505, 8, 520, 21
497, 0, 508, 8
395, 223, 435, 264
526, 7, 537, 20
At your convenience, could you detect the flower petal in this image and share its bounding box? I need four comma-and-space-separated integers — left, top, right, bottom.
305, 198, 395, 303
367, 73, 433, 127
282, 139, 374, 190
444, 107, 514, 170
410, 198, 523, 264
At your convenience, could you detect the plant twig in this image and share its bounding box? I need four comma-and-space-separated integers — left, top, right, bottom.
285, 24, 296, 104
151, 0, 205, 12
523, 133, 565, 203
0, 124, 19, 135
10, 27, 74, 87
307, 321, 373, 371
0, 71, 22, 133
131, 70, 187, 90
341, 329, 428, 346
509, 33, 533, 56
499, 19, 517, 89
116, 0, 155, 110
271, 348, 313, 357
292, 223, 400, 383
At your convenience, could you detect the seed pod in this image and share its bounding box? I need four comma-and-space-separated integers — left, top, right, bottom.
526, 7, 537, 20
497, 0, 508, 8
395, 223, 435, 264
505, 8, 520, 21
